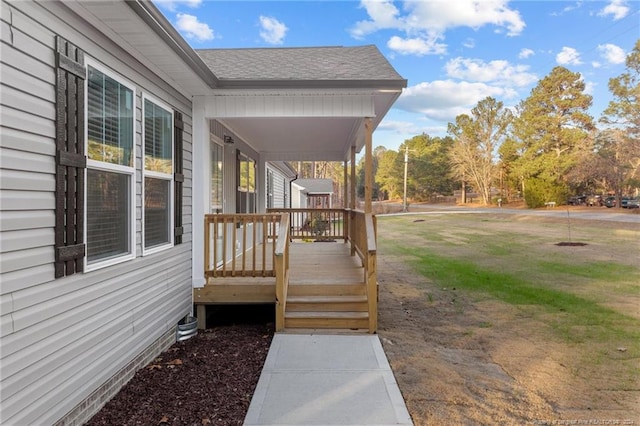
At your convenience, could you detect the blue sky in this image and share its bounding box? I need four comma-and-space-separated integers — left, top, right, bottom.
154, 0, 639, 151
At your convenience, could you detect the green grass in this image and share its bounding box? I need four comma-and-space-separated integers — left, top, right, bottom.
378, 214, 640, 350
403, 247, 638, 343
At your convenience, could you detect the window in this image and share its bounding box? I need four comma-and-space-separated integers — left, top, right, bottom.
267, 170, 274, 209
210, 141, 223, 213
236, 151, 256, 213
143, 96, 173, 252
85, 63, 135, 268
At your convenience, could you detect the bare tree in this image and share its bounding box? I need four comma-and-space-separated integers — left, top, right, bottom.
448, 97, 512, 205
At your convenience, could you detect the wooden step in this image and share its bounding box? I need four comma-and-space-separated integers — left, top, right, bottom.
286, 295, 368, 312
284, 311, 369, 330
287, 283, 365, 297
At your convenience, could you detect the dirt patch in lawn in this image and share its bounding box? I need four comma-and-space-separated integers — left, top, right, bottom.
377, 213, 640, 425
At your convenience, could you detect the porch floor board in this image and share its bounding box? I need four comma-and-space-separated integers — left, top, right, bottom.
195, 242, 364, 304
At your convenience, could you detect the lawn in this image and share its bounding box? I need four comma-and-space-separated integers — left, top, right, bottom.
376, 211, 640, 423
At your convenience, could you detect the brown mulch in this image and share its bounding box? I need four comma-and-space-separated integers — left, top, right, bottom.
87, 307, 275, 426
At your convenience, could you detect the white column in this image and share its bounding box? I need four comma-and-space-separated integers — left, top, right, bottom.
191, 96, 207, 288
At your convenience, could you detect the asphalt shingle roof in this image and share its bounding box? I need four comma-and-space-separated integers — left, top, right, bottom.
196, 45, 405, 83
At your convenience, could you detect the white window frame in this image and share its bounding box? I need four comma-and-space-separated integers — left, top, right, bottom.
84, 59, 136, 272
142, 93, 174, 255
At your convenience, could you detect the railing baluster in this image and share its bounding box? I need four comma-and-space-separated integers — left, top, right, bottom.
222, 216, 228, 276
204, 216, 211, 279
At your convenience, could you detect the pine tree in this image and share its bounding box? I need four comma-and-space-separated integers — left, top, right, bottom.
511, 66, 594, 207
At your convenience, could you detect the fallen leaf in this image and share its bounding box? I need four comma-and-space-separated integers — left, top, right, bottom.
167, 359, 183, 365
147, 364, 162, 371
617, 347, 627, 352
202, 419, 211, 425
158, 415, 169, 424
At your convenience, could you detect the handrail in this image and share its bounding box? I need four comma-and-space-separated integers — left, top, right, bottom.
274, 213, 289, 256
350, 209, 377, 333
365, 213, 377, 253
274, 213, 290, 331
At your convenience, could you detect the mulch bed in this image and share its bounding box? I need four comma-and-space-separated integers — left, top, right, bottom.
87, 308, 274, 426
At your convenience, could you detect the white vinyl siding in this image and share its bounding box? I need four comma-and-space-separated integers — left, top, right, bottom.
265, 164, 290, 209
0, 1, 194, 424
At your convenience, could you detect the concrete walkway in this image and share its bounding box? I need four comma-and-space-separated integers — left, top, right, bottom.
244, 334, 413, 426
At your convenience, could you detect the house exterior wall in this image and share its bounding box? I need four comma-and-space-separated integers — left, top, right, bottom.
266, 163, 293, 209
0, 1, 193, 424
291, 182, 308, 209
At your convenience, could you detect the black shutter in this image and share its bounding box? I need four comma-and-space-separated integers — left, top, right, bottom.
55, 35, 86, 278
174, 111, 184, 245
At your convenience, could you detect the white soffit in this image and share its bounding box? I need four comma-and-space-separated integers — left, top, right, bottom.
204, 91, 376, 118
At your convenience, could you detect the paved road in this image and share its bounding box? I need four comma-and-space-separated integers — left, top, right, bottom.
383, 204, 640, 224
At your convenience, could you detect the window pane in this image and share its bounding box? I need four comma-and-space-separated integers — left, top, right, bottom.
145, 177, 170, 248
211, 143, 223, 212
87, 170, 130, 262
87, 67, 133, 166
248, 159, 256, 193
144, 99, 172, 174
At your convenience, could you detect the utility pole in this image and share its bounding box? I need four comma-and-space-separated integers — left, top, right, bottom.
403, 145, 409, 212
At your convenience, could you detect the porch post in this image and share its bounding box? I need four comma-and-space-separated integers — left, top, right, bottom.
192, 96, 207, 288
350, 145, 356, 255
343, 160, 348, 209
364, 117, 373, 214
350, 145, 356, 210
343, 160, 348, 243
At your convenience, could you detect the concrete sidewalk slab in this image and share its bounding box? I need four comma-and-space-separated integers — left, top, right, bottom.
244, 334, 413, 425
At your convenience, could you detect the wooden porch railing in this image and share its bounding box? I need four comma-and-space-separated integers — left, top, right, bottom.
350, 210, 378, 333
267, 208, 347, 241
203, 209, 376, 333
204, 213, 286, 278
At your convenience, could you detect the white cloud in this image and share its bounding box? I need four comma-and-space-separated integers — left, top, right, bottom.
592, 61, 602, 68
387, 35, 446, 56
583, 80, 596, 95
518, 48, 535, 59
351, 0, 403, 39
175, 13, 214, 41
154, 0, 202, 12
445, 57, 538, 87
463, 38, 476, 49
377, 120, 422, 135
395, 80, 515, 121
402, 0, 526, 36
597, 43, 626, 64
598, 0, 630, 20
550, 1, 584, 16
350, 0, 525, 56
556, 46, 582, 66
259, 16, 288, 45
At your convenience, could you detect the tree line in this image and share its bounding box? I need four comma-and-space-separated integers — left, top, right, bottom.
364, 40, 640, 208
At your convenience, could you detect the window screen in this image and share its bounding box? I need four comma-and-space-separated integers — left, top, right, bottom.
86, 65, 134, 266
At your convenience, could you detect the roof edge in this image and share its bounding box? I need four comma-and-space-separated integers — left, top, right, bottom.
126, 0, 219, 88
217, 79, 408, 90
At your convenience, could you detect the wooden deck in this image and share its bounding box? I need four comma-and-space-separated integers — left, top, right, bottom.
194, 241, 369, 330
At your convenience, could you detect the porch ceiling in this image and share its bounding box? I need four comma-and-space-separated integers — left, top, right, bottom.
221, 116, 360, 162
208, 88, 402, 162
